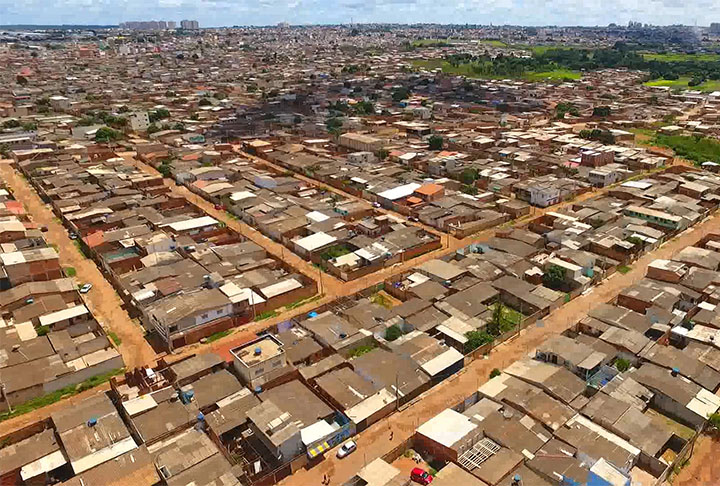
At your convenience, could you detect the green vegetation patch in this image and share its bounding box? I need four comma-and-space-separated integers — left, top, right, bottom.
321, 244, 352, 261
0, 368, 124, 423
64, 266, 76, 277
347, 343, 377, 358
650, 134, 720, 165
107, 332, 122, 346
642, 52, 720, 62
254, 310, 279, 322
205, 329, 232, 343
644, 77, 720, 92
618, 265, 633, 274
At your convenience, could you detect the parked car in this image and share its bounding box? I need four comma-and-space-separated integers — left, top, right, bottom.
336, 440, 357, 459
68, 232, 78, 240
40, 225, 49, 232
79, 283, 93, 294
214, 204, 226, 210
411, 468, 433, 485
372, 202, 381, 208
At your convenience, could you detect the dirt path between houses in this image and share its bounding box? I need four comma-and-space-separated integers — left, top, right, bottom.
0, 163, 156, 370
279, 210, 720, 486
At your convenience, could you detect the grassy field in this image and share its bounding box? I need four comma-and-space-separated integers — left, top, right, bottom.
644, 77, 720, 92
525, 69, 581, 81
510, 44, 580, 55
642, 52, 720, 62
411, 38, 457, 47
478, 39, 508, 47
412, 59, 581, 81
651, 134, 720, 165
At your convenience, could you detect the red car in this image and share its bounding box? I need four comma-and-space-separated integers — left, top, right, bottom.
411, 468, 433, 485
214, 204, 226, 211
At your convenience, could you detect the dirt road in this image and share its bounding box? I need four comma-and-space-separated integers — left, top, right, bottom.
0, 164, 156, 369
121, 152, 690, 356
279, 211, 720, 486
671, 434, 720, 486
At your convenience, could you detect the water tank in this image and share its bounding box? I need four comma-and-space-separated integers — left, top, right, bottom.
254, 347, 262, 356
197, 412, 205, 422
87, 418, 98, 427
671, 367, 680, 377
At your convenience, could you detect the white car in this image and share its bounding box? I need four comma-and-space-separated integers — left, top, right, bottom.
79, 283, 93, 294
336, 440, 357, 459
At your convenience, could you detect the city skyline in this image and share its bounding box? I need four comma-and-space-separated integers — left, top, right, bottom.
0, 0, 719, 29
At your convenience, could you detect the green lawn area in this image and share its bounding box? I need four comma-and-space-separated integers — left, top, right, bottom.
499, 306, 524, 332
618, 265, 632, 274
478, 40, 508, 47
642, 52, 720, 62
411, 59, 581, 82
644, 77, 720, 92
63, 266, 76, 277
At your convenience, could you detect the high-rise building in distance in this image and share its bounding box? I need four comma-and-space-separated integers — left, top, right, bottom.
119, 20, 175, 30
180, 20, 200, 30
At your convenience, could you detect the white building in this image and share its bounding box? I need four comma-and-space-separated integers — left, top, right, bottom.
129, 112, 150, 132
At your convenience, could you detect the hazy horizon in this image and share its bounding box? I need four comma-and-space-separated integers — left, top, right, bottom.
0, 0, 718, 31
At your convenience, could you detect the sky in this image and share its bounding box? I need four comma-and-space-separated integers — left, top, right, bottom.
0, 0, 718, 28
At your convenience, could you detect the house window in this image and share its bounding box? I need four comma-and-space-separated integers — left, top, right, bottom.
201, 313, 209, 320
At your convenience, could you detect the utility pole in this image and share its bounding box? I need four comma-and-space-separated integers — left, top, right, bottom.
395, 372, 400, 410
1, 383, 12, 413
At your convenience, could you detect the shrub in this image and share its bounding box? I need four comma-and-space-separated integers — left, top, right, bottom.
615, 358, 631, 372
489, 368, 501, 379
385, 325, 403, 342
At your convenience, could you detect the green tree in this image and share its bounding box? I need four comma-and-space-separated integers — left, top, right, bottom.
555, 102, 579, 119
326, 117, 343, 136
22, 122, 37, 131
592, 105, 611, 117
198, 98, 212, 107
149, 108, 170, 122
615, 358, 631, 372
94, 127, 121, 143
489, 368, 501, 379
2, 119, 20, 129
377, 148, 389, 160
487, 302, 504, 336
147, 123, 160, 134
709, 412, 720, 429
0, 143, 10, 158
428, 135, 444, 151
385, 325, 403, 342
542, 265, 566, 291
391, 87, 410, 102
465, 330, 494, 351
460, 167, 479, 185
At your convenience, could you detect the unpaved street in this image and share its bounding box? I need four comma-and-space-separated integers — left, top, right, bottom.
0, 163, 156, 369
280, 211, 720, 486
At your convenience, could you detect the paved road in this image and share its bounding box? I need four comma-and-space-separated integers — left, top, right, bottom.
0, 164, 157, 369
279, 210, 720, 486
